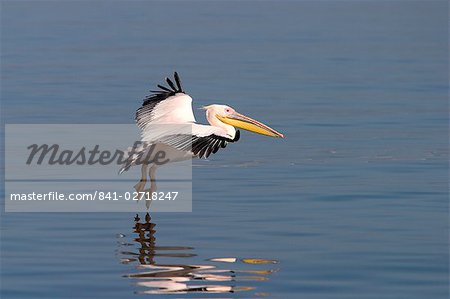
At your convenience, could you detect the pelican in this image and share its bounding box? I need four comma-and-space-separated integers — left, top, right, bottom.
119, 72, 284, 196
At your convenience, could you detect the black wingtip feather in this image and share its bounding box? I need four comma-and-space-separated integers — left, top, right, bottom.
166, 77, 177, 91
198, 146, 208, 159
174, 72, 182, 92
156, 84, 172, 92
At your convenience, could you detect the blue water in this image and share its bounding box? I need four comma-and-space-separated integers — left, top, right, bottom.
1, 1, 448, 298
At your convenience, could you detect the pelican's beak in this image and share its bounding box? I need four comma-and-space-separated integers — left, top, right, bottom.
217, 112, 284, 138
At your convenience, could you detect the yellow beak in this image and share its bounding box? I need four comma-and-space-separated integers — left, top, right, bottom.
216, 112, 284, 138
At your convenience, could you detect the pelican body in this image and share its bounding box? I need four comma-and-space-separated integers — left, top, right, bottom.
120, 72, 284, 198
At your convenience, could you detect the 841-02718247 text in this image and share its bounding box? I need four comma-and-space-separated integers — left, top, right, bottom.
99, 191, 179, 201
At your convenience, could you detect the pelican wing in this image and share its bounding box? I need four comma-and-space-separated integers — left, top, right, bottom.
136, 72, 196, 131
119, 127, 240, 173
154, 125, 241, 159
192, 130, 241, 158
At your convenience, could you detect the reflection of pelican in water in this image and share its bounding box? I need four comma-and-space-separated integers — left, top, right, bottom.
117, 214, 278, 295
119, 72, 284, 203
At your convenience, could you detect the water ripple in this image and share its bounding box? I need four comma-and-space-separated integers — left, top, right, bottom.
117, 213, 279, 296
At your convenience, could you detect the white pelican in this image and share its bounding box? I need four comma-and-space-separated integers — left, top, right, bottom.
120, 72, 284, 195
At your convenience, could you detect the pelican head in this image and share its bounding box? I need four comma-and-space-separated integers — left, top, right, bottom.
203, 104, 284, 138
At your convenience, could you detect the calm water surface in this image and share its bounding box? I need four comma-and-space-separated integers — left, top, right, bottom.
1, 1, 448, 298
